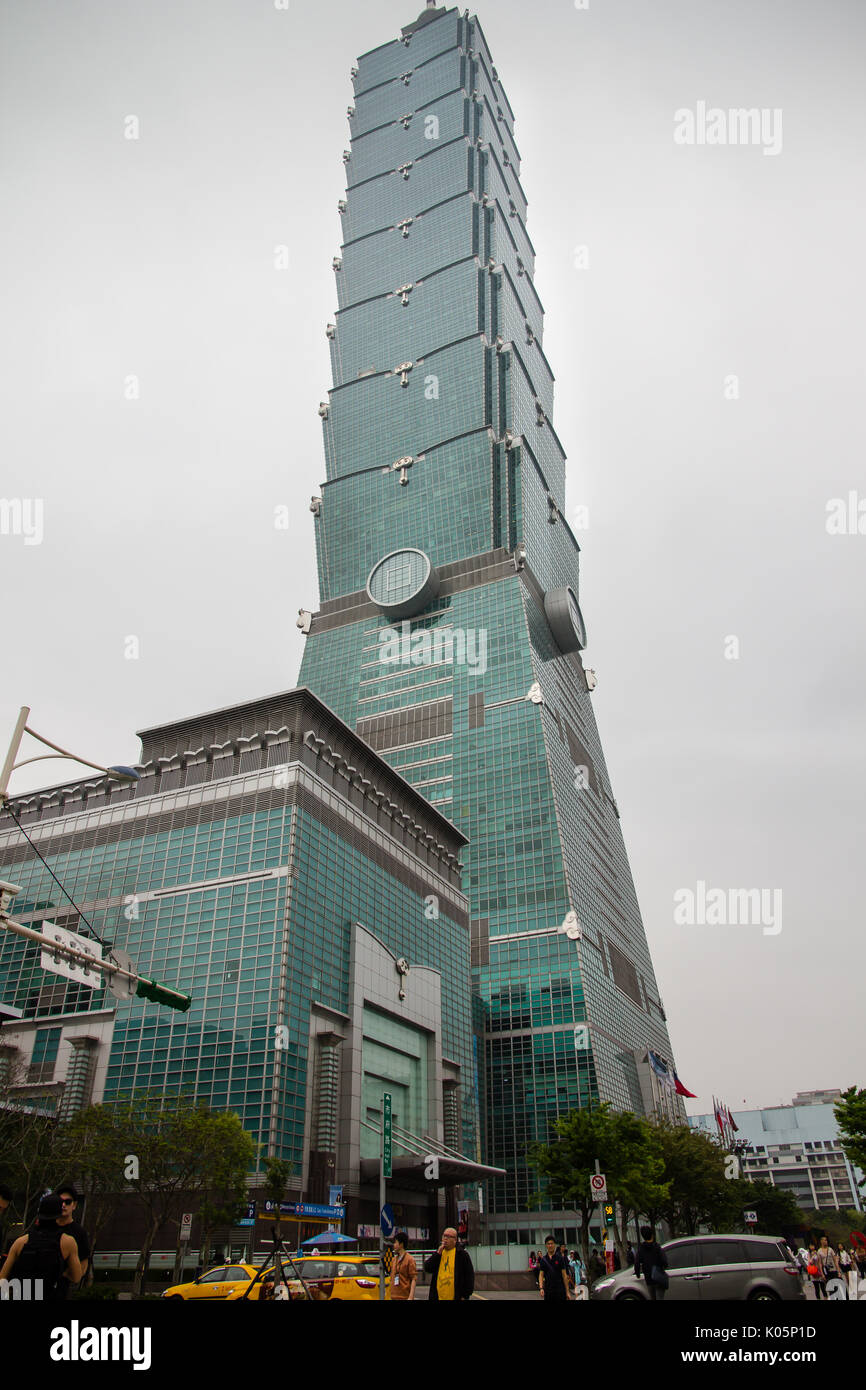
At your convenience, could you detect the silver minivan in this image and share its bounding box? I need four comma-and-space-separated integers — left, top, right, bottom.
591, 1234, 805, 1301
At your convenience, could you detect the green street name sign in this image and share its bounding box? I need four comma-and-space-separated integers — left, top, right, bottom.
383, 1092, 392, 1178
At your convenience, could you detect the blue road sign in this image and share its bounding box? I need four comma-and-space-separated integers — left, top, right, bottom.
380, 1203, 396, 1239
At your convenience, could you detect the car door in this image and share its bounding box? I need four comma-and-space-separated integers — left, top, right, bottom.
221, 1264, 252, 1298
696, 1239, 750, 1300
662, 1241, 707, 1299
187, 1266, 229, 1300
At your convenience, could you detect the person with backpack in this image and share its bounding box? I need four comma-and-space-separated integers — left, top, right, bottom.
633, 1225, 669, 1302
0, 1194, 82, 1299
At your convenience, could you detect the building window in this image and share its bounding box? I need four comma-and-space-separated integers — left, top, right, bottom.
28, 1027, 61, 1083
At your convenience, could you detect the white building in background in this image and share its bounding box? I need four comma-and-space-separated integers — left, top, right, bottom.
690, 1090, 863, 1213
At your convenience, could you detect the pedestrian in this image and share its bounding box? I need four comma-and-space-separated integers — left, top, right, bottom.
52, 1183, 91, 1295
390, 1231, 417, 1302
837, 1243, 852, 1292
818, 1237, 839, 1291
424, 1227, 474, 1301
559, 1243, 575, 1294
633, 1225, 669, 1302
538, 1235, 571, 1302
529, 1250, 539, 1286
588, 1247, 605, 1282
0, 1194, 82, 1299
806, 1243, 825, 1299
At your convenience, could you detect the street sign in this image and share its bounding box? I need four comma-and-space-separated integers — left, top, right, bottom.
180, 1213, 193, 1243
383, 1092, 392, 1179
380, 1203, 396, 1239
238, 1199, 256, 1228
261, 1200, 344, 1220
106, 948, 136, 1000
40, 922, 103, 989
590, 1173, 608, 1203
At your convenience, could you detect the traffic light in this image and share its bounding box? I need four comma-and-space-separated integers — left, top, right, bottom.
604, 1204, 615, 1228
135, 975, 192, 1012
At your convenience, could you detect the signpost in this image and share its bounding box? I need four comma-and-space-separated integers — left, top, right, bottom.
0, 892, 191, 1012
260, 1201, 344, 1221
380, 1092, 391, 1302
106, 948, 137, 1001
589, 1172, 608, 1204
383, 1093, 392, 1179
40, 922, 103, 989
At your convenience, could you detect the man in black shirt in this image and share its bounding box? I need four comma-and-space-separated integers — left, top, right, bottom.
634, 1225, 668, 1302
538, 1235, 571, 1301
53, 1183, 91, 1296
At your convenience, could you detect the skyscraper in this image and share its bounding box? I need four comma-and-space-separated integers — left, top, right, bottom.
298, 3, 684, 1232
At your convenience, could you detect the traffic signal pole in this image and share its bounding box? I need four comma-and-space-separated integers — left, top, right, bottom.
0, 901, 191, 1011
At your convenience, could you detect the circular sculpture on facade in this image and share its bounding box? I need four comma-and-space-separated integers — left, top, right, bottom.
544, 586, 587, 653
367, 549, 440, 619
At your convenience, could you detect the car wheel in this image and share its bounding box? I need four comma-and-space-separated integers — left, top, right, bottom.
616, 1292, 644, 1301
165, 1295, 184, 1300
748, 1289, 781, 1301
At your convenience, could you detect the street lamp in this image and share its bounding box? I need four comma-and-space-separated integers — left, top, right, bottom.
0, 706, 190, 1012
0, 705, 140, 806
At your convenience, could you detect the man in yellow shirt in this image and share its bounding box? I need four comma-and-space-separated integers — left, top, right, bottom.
424, 1227, 475, 1301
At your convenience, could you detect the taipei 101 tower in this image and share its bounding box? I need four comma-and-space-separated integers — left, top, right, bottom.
297, 3, 685, 1231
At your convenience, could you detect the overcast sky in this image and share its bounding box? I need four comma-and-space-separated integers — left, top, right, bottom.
1, 0, 863, 1118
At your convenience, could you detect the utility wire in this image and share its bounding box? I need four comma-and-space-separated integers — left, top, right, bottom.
4, 804, 107, 949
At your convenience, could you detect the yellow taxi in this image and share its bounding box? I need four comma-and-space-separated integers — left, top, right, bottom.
225, 1254, 386, 1301
162, 1262, 260, 1300
294, 1255, 387, 1301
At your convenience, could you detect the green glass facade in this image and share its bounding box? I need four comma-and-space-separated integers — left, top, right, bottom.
298, 5, 684, 1223
0, 691, 476, 1194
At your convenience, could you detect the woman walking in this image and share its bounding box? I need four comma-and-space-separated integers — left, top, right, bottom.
806, 1244, 826, 1300
837, 1243, 853, 1293
818, 1237, 839, 1295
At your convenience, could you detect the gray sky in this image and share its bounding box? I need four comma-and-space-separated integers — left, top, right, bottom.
1, 0, 863, 1116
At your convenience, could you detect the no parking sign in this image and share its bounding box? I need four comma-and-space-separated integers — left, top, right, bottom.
590, 1173, 608, 1203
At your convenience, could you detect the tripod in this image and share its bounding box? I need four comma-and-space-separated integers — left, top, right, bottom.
242, 1224, 315, 1302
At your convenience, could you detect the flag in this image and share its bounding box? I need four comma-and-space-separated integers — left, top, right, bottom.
648, 1051, 674, 1089
726, 1106, 739, 1133
713, 1097, 726, 1138
673, 1070, 697, 1098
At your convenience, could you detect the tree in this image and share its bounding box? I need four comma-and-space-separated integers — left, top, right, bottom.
262, 1157, 293, 1284
721, 1179, 804, 1238
801, 1207, 863, 1249
197, 1180, 249, 1272
648, 1120, 731, 1236
92, 1092, 255, 1295
835, 1087, 866, 1190
0, 1054, 60, 1235
527, 1105, 669, 1265
52, 1105, 128, 1283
